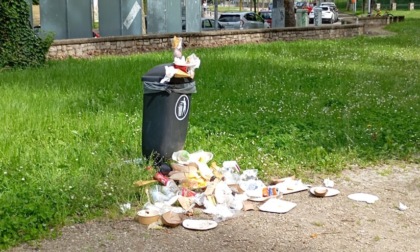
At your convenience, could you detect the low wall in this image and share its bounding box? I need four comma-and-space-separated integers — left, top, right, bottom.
47, 24, 365, 60
341, 15, 405, 27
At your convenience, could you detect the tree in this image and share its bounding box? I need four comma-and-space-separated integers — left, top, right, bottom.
0, 0, 53, 69
284, 0, 295, 27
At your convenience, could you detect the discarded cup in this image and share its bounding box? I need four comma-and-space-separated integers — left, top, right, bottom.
154, 172, 170, 185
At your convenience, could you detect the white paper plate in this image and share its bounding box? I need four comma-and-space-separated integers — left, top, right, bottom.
248, 196, 277, 202
258, 198, 297, 214
248, 197, 269, 202
348, 193, 379, 203
182, 219, 218, 231
278, 184, 309, 195
309, 187, 340, 197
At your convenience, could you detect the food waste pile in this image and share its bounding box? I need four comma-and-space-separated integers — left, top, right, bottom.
132, 150, 329, 231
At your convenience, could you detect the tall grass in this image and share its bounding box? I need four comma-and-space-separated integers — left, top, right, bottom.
1, 12, 420, 249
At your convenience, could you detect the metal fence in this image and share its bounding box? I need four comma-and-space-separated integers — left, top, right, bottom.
27, 0, 201, 40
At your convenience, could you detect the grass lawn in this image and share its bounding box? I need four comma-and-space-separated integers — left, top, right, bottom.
1, 10, 419, 249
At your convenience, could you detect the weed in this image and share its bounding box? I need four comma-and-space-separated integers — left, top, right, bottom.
378, 168, 393, 176
312, 221, 325, 227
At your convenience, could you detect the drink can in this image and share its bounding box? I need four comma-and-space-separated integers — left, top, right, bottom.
272, 187, 278, 196
262, 187, 269, 197
153, 172, 170, 186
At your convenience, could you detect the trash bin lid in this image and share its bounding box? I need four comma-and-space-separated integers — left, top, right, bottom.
141, 63, 170, 83
141, 63, 194, 84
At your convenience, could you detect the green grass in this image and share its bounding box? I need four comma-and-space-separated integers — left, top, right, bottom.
1, 11, 420, 249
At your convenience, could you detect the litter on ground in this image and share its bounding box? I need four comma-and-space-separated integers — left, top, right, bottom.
132, 150, 385, 230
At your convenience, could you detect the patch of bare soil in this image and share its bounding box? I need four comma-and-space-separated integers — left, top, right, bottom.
9, 163, 420, 252
365, 26, 396, 37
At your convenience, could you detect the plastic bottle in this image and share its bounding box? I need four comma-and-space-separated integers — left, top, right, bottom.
154, 172, 179, 193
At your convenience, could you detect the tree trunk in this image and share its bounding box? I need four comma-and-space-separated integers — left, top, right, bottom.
284, 0, 295, 27
142, 0, 146, 35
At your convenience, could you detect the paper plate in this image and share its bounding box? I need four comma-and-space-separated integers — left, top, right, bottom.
248, 195, 279, 202
348, 193, 379, 203
309, 187, 340, 197
182, 219, 218, 231
278, 184, 309, 195
248, 197, 271, 202
258, 198, 297, 214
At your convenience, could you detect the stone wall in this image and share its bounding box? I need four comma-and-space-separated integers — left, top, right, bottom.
47, 24, 365, 60
341, 15, 405, 27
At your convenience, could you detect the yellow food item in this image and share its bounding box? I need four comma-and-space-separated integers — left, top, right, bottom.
172, 36, 182, 50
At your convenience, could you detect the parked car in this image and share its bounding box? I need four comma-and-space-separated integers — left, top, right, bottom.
295, 1, 308, 13
201, 18, 225, 31
182, 18, 225, 32
308, 6, 336, 24
218, 12, 266, 30
258, 10, 272, 28
320, 2, 339, 22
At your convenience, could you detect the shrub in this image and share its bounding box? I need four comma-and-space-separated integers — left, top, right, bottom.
0, 0, 53, 69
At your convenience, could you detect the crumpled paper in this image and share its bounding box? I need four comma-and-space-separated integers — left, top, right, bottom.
161, 54, 201, 83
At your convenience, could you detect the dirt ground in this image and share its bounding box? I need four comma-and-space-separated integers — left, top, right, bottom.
9, 162, 420, 252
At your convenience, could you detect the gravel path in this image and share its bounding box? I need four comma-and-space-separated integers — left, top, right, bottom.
9, 163, 420, 252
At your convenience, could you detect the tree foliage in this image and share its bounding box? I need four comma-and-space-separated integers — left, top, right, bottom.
0, 0, 53, 69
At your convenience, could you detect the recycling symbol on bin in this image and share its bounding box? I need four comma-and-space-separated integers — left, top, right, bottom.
175, 95, 189, 121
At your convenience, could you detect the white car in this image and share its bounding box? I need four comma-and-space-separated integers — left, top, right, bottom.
320, 2, 339, 22
308, 6, 336, 24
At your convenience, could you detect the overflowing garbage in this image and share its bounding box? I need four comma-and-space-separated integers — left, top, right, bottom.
134, 36, 387, 231
130, 149, 398, 231
160, 36, 201, 83
134, 150, 311, 229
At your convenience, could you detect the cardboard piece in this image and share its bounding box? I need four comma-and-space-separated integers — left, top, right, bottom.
258, 198, 297, 214
242, 201, 255, 211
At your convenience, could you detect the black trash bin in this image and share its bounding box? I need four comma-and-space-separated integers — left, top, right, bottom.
141, 63, 197, 160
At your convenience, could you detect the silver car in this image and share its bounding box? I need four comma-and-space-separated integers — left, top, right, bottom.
218, 12, 266, 30
182, 18, 225, 32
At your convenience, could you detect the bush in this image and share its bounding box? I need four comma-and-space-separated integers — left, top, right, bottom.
0, 0, 53, 69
